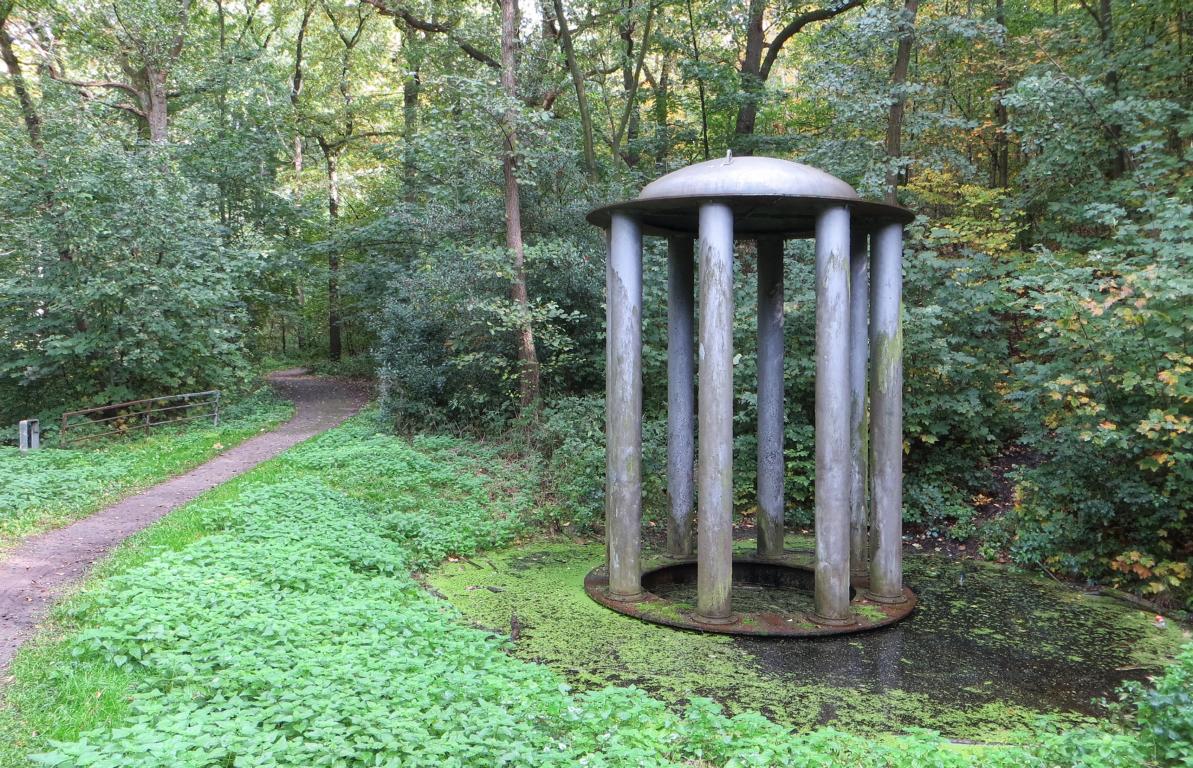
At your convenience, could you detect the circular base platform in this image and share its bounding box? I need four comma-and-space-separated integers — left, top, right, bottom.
584, 554, 916, 637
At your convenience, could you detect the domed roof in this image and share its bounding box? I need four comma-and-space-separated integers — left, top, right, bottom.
585, 154, 910, 237
638, 155, 858, 202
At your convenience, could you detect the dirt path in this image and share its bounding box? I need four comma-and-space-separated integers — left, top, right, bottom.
0, 369, 368, 672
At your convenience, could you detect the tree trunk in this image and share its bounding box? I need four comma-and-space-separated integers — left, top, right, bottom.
402, 36, 420, 199
145, 66, 169, 143
685, 0, 710, 160
732, 0, 767, 153
732, 1, 863, 151
653, 58, 670, 169
1099, 0, 1125, 178
500, 0, 540, 408
990, 0, 1009, 188
321, 142, 343, 363
552, 0, 597, 178
0, 9, 42, 149
619, 2, 641, 167
884, 0, 919, 205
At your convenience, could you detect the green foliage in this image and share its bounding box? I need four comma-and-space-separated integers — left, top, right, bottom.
536, 394, 667, 531
6, 417, 1189, 766
0, 102, 261, 422
995, 189, 1193, 605
1124, 645, 1193, 767
0, 388, 291, 546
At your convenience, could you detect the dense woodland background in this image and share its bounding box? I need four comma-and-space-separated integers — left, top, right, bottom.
0, 0, 1189, 606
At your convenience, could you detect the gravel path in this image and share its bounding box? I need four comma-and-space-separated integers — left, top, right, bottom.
0, 369, 368, 672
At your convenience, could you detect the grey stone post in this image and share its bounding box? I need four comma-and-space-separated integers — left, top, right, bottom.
18, 419, 39, 453
606, 212, 644, 601
848, 229, 870, 577
667, 237, 696, 558
696, 202, 736, 624
756, 237, 785, 559
812, 205, 855, 625
868, 222, 906, 603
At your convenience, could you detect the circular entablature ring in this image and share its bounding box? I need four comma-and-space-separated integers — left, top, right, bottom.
584, 555, 917, 637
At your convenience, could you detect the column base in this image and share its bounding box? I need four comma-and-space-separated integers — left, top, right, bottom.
864, 590, 908, 605
809, 611, 857, 627
607, 589, 647, 603
693, 612, 740, 626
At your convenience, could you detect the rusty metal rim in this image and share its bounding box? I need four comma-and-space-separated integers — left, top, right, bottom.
584, 556, 917, 638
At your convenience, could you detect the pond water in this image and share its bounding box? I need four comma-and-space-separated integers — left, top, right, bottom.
429, 540, 1189, 740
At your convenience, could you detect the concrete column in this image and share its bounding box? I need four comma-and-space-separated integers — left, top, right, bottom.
848, 229, 870, 577
605, 212, 644, 601
812, 205, 854, 625
696, 203, 735, 624
868, 222, 906, 603
756, 237, 785, 559
667, 236, 696, 558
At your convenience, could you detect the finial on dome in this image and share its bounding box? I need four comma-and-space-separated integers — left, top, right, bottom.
723, 149, 733, 165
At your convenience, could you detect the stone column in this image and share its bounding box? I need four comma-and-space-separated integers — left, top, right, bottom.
667, 237, 696, 558
756, 237, 785, 559
696, 203, 736, 624
848, 229, 870, 577
812, 205, 855, 625
605, 212, 644, 601
867, 222, 906, 603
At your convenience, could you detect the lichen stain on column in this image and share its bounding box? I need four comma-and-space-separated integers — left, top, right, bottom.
868, 222, 906, 604
848, 231, 871, 576
812, 205, 855, 625
605, 213, 643, 601
695, 202, 736, 623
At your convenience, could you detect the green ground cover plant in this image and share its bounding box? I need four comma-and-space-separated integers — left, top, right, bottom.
1, 416, 1188, 767
0, 389, 293, 548
428, 540, 1190, 742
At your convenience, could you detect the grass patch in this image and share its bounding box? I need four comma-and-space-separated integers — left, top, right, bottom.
0, 416, 1187, 767
0, 389, 293, 549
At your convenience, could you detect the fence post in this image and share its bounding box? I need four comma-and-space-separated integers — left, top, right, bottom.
18, 419, 40, 453
213, 391, 221, 427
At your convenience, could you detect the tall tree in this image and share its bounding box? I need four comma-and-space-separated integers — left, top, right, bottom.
0, 1, 42, 148
884, 0, 918, 203
552, 0, 597, 177
500, 0, 540, 407
47, 0, 195, 143
1078, 0, 1127, 178
732, 0, 864, 153
990, 0, 1009, 188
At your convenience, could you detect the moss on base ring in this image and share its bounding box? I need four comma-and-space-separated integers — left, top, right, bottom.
584, 554, 916, 637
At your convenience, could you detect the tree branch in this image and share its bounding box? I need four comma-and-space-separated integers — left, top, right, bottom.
361, 0, 499, 69
48, 72, 144, 100
759, 0, 864, 80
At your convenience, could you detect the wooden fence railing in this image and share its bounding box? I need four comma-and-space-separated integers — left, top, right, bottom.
59, 390, 220, 447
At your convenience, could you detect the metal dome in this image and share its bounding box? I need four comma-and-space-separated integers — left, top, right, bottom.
587, 154, 911, 238
638, 155, 859, 201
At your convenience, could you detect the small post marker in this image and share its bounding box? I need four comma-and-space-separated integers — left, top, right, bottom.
18, 419, 40, 453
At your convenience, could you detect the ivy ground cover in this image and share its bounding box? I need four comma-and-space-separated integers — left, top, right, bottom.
1, 416, 1187, 767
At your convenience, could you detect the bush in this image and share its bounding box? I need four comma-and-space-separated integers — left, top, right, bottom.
1001, 191, 1193, 606
0, 106, 258, 424
537, 395, 667, 532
